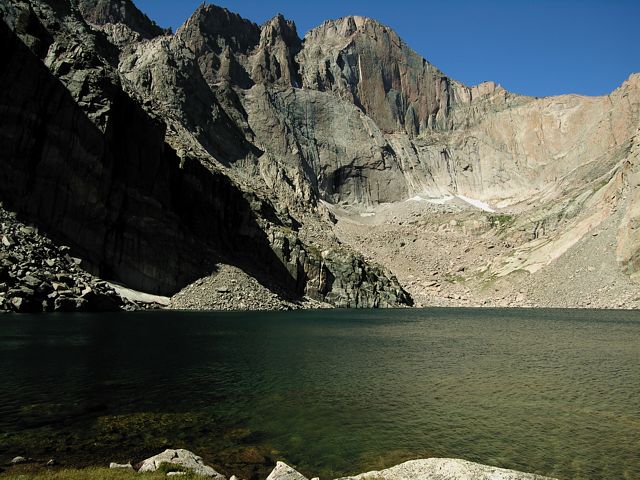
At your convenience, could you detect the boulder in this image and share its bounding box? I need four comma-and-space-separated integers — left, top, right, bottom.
109, 462, 134, 470
266, 462, 308, 480
11, 456, 28, 464
53, 296, 87, 312
138, 449, 225, 479
10, 296, 39, 313
22, 275, 41, 288
334, 459, 556, 480
81, 291, 123, 312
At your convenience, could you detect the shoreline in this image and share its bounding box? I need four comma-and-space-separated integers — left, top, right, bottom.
2, 451, 557, 480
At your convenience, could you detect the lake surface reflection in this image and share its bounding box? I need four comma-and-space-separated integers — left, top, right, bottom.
0, 308, 638, 480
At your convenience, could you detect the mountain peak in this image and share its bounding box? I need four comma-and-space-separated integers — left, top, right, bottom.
307, 15, 396, 40
75, 0, 166, 38
261, 13, 300, 47
178, 2, 260, 49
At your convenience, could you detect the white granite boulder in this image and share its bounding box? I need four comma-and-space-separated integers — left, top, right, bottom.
138, 449, 225, 479
266, 461, 309, 480
334, 458, 556, 480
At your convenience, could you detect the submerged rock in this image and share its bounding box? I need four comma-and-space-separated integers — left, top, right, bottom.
334, 458, 556, 480
138, 449, 225, 479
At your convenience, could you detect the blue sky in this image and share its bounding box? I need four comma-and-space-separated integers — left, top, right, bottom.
132, 0, 640, 98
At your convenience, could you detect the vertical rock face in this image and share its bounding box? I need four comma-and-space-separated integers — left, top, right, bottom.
617, 121, 640, 278
298, 16, 463, 135
243, 86, 408, 206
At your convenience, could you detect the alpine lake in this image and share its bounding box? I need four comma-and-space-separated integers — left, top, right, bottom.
0, 308, 638, 480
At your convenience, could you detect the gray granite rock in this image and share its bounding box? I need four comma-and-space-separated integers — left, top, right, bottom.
266, 461, 308, 480
138, 449, 225, 479
334, 458, 556, 480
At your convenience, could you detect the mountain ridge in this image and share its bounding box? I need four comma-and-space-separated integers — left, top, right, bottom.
0, 0, 638, 311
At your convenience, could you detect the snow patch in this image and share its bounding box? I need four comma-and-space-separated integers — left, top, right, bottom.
109, 282, 170, 306
427, 195, 455, 205
405, 194, 495, 211
406, 195, 454, 205
456, 194, 496, 213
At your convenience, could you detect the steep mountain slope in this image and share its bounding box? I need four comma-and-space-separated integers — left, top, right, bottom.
0, 0, 410, 309
0, 0, 638, 310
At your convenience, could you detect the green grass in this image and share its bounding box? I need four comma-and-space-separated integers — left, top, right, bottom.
0, 463, 200, 480
0, 467, 160, 480
0, 466, 204, 480
488, 214, 514, 229
443, 273, 465, 284
157, 462, 187, 474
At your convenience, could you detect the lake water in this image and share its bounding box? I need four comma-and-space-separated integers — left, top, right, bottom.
0, 309, 638, 480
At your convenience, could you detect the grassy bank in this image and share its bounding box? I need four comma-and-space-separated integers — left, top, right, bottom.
0, 465, 201, 480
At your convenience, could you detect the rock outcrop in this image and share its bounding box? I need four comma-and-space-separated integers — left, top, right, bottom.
263, 459, 555, 480
334, 458, 555, 480
138, 449, 225, 479
266, 462, 308, 480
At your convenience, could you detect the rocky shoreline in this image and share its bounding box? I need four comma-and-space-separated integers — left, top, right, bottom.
5, 449, 556, 480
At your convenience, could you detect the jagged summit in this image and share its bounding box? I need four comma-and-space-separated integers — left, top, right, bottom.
261, 13, 299, 44
75, 0, 166, 38
178, 2, 260, 46
175, 3, 302, 88
310, 15, 390, 36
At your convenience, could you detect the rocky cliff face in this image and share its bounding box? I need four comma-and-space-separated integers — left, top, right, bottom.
617, 123, 640, 278
1, 0, 639, 309
299, 16, 461, 135
0, 0, 410, 308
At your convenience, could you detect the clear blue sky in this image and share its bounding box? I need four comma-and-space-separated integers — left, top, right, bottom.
132, 0, 640, 97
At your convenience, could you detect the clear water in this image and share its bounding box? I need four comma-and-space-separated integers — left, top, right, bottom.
0, 309, 638, 480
